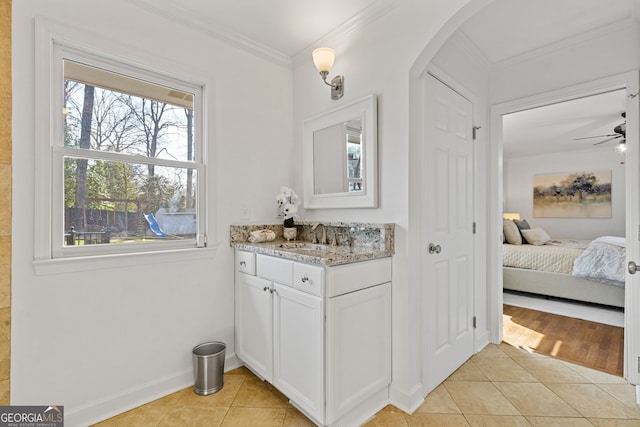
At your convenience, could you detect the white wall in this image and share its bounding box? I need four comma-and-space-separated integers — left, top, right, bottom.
12, 1, 293, 425
505, 149, 626, 239
489, 22, 640, 105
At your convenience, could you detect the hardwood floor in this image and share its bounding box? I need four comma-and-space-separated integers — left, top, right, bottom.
503, 304, 624, 377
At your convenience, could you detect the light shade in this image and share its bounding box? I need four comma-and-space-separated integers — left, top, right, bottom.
503, 212, 521, 221
312, 47, 335, 73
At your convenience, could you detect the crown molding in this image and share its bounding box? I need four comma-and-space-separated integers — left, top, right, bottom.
490, 17, 638, 71
126, 0, 398, 70
292, 0, 399, 68
125, 0, 292, 68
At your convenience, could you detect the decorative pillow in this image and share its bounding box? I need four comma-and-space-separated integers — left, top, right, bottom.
521, 228, 551, 246
513, 219, 531, 244
503, 219, 522, 245
513, 218, 530, 231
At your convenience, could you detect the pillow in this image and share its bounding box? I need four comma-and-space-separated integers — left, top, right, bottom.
503, 219, 522, 245
513, 219, 531, 244
521, 227, 551, 245
513, 218, 530, 231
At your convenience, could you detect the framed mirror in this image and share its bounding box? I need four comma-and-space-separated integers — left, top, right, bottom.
303, 94, 378, 208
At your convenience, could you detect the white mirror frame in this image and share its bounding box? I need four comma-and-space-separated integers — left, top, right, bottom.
303, 94, 378, 209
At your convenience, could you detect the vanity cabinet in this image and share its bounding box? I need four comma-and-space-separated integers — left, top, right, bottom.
235, 249, 392, 426
235, 272, 273, 380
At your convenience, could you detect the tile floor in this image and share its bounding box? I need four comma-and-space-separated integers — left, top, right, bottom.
94, 343, 640, 426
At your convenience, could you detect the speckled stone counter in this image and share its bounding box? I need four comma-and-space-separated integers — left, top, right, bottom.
230, 221, 394, 266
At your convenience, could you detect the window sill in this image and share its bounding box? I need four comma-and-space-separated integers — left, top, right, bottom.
33, 243, 220, 275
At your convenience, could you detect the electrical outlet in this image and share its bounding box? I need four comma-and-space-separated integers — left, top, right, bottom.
239, 203, 250, 220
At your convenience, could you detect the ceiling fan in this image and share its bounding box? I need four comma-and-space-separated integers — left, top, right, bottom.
573, 112, 626, 146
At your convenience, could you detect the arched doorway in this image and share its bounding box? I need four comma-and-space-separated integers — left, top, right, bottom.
409, 0, 640, 397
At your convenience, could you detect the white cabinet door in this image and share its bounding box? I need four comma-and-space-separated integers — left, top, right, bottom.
326, 282, 391, 424
273, 283, 325, 424
236, 272, 273, 381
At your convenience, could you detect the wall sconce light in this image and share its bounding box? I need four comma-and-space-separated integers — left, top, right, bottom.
312, 47, 344, 100
616, 139, 627, 153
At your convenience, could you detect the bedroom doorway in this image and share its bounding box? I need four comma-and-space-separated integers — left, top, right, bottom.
500, 88, 627, 376
491, 72, 640, 384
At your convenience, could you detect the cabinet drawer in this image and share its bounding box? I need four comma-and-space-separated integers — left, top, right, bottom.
293, 263, 324, 297
257, 254, 293, 285
325, 257, 392, 297
236, 250, 256, 275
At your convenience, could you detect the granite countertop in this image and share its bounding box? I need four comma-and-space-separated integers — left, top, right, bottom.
233, 240, 393, 267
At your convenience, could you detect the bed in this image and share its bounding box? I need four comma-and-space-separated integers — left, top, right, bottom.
503, 236, 626, 308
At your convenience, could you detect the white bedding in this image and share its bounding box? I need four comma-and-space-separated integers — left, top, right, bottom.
503, 237, 625, 287
572, 237, 626, 287
502, 240, 587, 274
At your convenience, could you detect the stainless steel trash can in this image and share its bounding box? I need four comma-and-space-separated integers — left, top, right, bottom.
192, 341, 226, 395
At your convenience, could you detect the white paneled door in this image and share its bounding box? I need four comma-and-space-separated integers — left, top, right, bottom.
422, 74, 475, 393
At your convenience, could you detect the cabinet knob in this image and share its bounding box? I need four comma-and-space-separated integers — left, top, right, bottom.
240, 261, 246, 267
301, 275, 309, 283
263, 286, 269, 292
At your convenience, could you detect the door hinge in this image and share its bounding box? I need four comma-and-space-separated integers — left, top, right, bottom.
473, 222, 476, 234
473, 316, 477, 328
472, 126, 481, 140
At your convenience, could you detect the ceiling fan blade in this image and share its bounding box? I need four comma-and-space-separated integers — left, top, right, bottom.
593, 136, 620, 145
574, 134, 618, 141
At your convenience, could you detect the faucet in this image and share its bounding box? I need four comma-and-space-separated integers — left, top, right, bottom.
311, 223, 328, 245
332, 233, 343, 247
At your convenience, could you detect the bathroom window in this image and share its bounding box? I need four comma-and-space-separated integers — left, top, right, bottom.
35, 37, 207, 263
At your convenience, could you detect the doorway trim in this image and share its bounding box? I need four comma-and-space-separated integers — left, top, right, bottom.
488, 71, 640, 384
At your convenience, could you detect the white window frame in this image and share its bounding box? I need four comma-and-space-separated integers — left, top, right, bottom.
34, 19, 213, 274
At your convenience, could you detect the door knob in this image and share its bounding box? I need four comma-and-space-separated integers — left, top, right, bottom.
428, 243, 442, 254
629, 261, 638, 275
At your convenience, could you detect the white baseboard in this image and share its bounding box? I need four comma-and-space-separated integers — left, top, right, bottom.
332, 387, 389, 427
475, 329, 490, 353
389, 382, 424, 414
224, 353, 242, 371
67, 353, 240, 427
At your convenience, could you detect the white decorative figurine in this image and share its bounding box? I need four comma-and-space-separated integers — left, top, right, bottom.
276, 186, 299, 241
